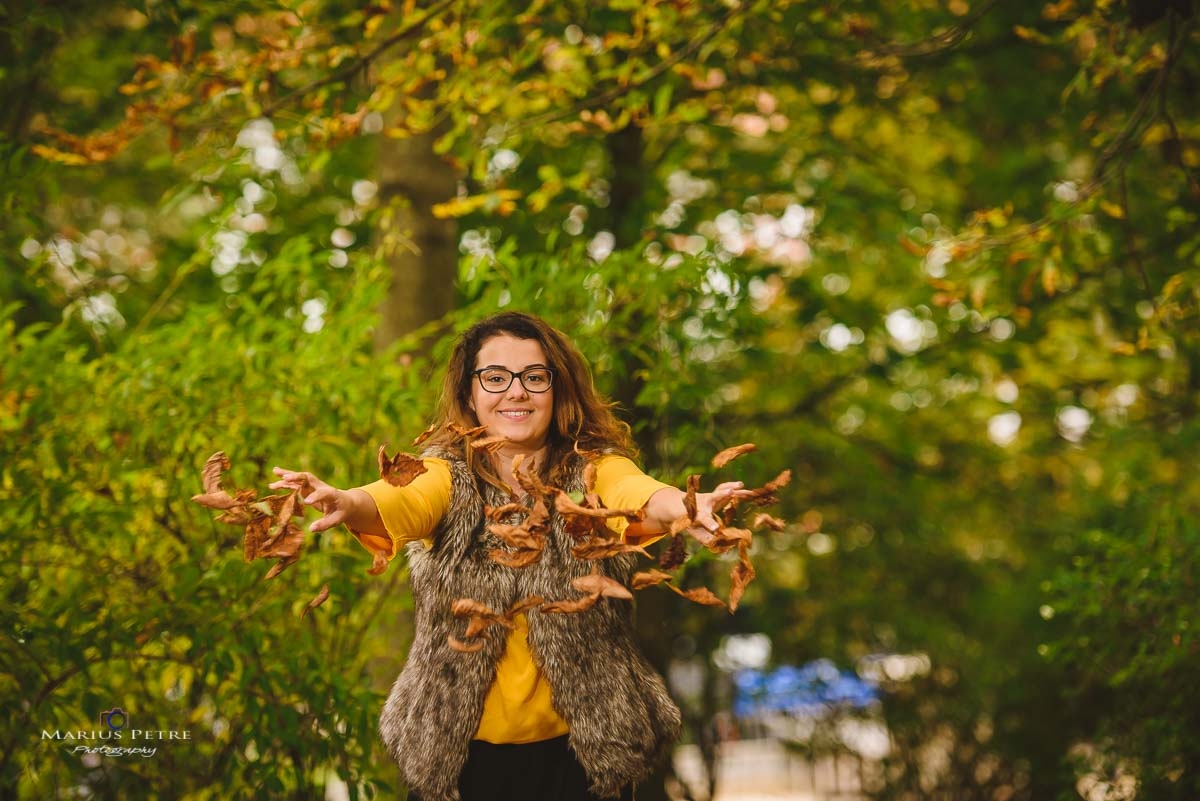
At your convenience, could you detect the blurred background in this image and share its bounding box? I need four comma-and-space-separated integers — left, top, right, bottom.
2, 1, 1198, 799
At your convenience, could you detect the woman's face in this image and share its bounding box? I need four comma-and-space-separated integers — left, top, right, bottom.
469, 334, 555, 455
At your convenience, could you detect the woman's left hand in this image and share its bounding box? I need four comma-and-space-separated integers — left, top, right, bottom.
694, 481, 756, 531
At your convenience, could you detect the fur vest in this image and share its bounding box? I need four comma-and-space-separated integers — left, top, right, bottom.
378, 451, 682, 801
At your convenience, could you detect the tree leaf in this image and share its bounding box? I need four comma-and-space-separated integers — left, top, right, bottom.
377, 444, 428, 487
712, 443, 757, 468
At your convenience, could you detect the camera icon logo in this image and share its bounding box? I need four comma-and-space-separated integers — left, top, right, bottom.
100, 708, 128, 732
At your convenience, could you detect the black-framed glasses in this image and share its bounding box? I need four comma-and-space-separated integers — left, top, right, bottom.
472, 367, 555, 394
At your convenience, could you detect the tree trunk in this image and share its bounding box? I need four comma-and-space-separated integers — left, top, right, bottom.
373, 127, 460, 350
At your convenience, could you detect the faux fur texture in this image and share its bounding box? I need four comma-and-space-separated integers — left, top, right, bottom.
378, 451, 682, 801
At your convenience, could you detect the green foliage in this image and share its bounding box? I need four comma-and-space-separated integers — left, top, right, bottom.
3, 0, 1200, 799
0, 244, 436, 798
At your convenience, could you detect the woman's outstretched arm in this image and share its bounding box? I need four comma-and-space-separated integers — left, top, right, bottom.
269, 467, 386, 537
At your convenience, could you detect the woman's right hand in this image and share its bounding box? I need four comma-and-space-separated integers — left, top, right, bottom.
270, 467, 351, 533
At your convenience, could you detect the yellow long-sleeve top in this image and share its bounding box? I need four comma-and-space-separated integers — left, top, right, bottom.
354, 455, 671, 744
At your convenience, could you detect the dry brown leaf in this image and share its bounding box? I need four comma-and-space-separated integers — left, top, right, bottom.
632, 569, 675, 590
487, 548, 545, 568
301, 584, 331, 619
487, 523, 546, 551
752, 513, 787, 532
744, 469, 793, 505
572, 573, 633, 600
263, 553, 300, 580
511, 454, 553, 497
367, 552, 389, 576
448, 635, 485, 653
712, 443, 757, 469
378, 445, 428, 487
668, 584, 727, 608
571, 540, 650, 560
486, 502, 527, 521
555, 492, 644, 521
200, 451, 231, 494
447, 423, 489, 439
729, 544, 756, 613
658, 533, 687, 570
506, 595, 544, 617
468, 434, 511, 454
540, 593, 601, 614
684, 474, 700, 521
452, 599, 499, 619
412, 423, 440, 447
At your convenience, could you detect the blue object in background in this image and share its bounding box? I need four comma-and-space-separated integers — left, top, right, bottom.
733, 659, 879, 718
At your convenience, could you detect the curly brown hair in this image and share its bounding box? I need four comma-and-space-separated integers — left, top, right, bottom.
426, 311, 636, 491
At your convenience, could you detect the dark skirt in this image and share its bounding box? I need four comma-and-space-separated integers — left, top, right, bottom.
405, 735, 636, 801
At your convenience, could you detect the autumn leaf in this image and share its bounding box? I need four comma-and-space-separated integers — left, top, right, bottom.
728, 543, 756, 613
469, 434, 511, 454
367, 552, 389, 576
447, 422, 488, 439
572, 573, 633, 600
301, 584, 331, 619
668, 584, 727, 609
263, 553, 301, 580
712, 443, 757, 469
487, 548, 545, 568
658, 533, 687, 570
571, 540, 650, 560
506, 596, 544, 617
486, 502, 527, 521
632, 569, 674, 590
540, 593, 602, 614
192, 451, 240, 509
684, 474, 700, 521
554, 492, 645, 521
448, 636, 485, 653
743, 469, 793, 505
378, 444, 428, 487
412, 423, 440, 446
753, 513, 786, 532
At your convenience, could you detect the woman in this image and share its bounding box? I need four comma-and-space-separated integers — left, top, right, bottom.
271, 311, 748, 801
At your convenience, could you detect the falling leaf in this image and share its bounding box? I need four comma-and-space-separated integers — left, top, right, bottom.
582, 460, 602, 507
554, 492, 644, 521
263, 553, 301, 580
469, 434, 511, 454
753, 513, 786, 531
668, 584, 727, 608
487, 523, 545, 551
571, 540, 650, 560
412, 423, 440, 446
540, 593, 602, 614
486, 502, 527, 521
684, 474, 700, 521
447, 423, 488, 439
452, 599, 499, 618
506, 596, 544, 617
487, 548, 545, 568
632, 569, 674, 590
301, 584, 331, 618
572, 573, 633, 600
192, 451, 240, 509
658, 533, 687, 570
728, 543, 756, 613
448, 636, 485, 653
743, 469, 793, 505
378, 445, 428, 487
712, 443, 757, 469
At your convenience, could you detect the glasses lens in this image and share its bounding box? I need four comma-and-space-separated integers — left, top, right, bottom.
477, 369, 514, 392
520, 369, 553, 392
